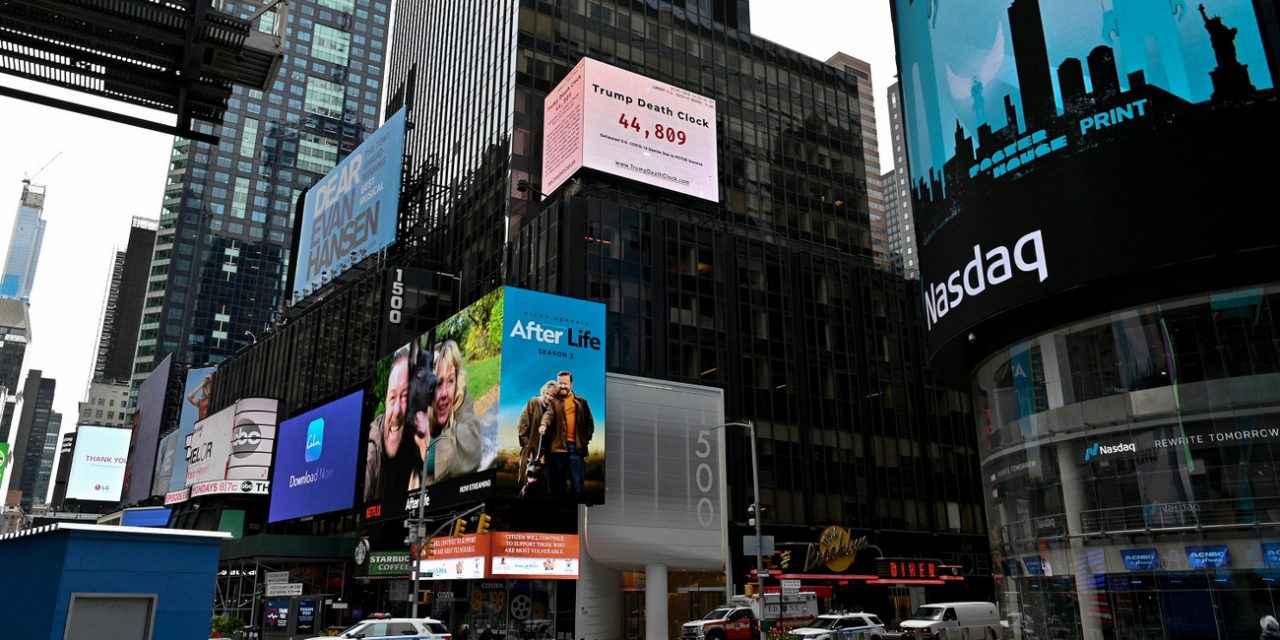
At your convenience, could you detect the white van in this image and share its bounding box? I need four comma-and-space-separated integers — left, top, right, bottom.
898, 602, 1002, 640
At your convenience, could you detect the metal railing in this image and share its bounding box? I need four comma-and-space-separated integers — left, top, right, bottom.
1079, 497, 1280, 533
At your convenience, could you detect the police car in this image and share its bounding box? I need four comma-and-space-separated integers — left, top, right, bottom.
307, 615, 451, 640
790, 612, 887, 640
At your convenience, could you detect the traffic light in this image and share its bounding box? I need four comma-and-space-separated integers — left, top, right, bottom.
452, 517, 467, 537
477, 513, 492, 535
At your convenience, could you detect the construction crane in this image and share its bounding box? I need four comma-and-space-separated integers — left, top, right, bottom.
23, 151, 62, 185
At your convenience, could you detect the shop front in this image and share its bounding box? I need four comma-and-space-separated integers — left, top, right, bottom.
414, 531, 581, 640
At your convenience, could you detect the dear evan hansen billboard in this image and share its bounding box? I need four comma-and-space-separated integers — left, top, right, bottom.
292, 107, 406, 300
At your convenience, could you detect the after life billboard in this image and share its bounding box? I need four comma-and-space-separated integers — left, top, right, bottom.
269, 390, 364, 523
892, 0, 1278, 357
66, 425, 132, 502
543, 57, 718, 201
292, 107, 406, 301
363, 286, 606, 520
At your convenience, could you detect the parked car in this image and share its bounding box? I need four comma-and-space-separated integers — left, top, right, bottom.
682, 605, 759, 640
791, 612, 888, 640
306, 616, 451, 640
898, 602, 1002, 640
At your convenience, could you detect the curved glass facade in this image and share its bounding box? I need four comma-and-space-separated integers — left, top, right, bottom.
975, 284, 1280, 639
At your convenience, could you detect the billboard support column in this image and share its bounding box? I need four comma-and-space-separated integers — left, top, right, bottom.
645, 563, 667, 640
714, 420, 763, 636
408, 433, 455, 618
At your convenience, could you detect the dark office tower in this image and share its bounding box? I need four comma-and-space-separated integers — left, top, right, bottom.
131, 0, 392, 382
0, 297, 31, 392
33, 412, 61, 506
1008, 0, 1056, 130
93, 218, 156, 385
7, 370, 57, 509
1088, 45, 1121, 103
381, 0, 989, 626
49, 432, 75, 509
0, 394, 14, 442
1057, 57, 1089, 116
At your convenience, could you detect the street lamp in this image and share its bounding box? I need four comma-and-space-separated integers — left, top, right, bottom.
409, 434, 451, 618
712, 420, 766, 640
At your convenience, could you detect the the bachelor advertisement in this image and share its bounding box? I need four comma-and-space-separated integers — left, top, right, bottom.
292, 107, 406, 300
892, 0, 1278, 356
543, 57, 718, 201
170, 397, 277, 504
363, 286, 606, 519
169, 366, 216, 496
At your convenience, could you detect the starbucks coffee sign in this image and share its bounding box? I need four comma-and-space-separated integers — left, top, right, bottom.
367, 550, 412, 577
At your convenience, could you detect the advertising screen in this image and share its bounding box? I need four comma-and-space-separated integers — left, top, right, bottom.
1121, 548, 1160, 571
892, 0, 1278, 358
489, 532, 580, 580
419, 534, 488, 580
185, 404, 235, 487
120, 507, 172, 527
175, 398, 278, 502
150, 432, 177, 497
269, 390, 364, 523
292, 107, 406, 301
225, 398, 279, 481
1264, 543, 1280, 568
1186, 545, 1231, 568
66, 425, 132, 501
363, 287, 607, 520
542, 57, 718, 201
169, 366, 216, 493
0, 443, 10, 490
122, 354, 172, 503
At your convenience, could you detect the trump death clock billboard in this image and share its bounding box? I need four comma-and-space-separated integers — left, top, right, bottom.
542, 57, 718, 201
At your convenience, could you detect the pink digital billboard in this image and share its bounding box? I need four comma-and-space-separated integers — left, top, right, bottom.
542, 57, 718, 201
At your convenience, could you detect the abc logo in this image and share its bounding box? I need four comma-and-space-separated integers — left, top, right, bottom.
232, 418, 264, 459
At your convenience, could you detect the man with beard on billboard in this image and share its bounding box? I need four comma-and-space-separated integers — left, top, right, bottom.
545, 370, 595, 501
364, 346, 415, 501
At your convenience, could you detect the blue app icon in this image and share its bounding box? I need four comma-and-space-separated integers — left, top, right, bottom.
305, 418, 324, 462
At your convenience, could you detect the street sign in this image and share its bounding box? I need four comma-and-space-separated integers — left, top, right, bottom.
780, 579, 800, 596
266, 583, 304, 596
265, 571, 290, 584
742, 535, 775, 556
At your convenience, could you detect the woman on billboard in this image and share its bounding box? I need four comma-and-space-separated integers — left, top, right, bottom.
409, 339, 483, 487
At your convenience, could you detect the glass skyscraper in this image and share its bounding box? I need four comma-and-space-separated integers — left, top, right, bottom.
132, 0, 392, 381
1, 181, 48, 301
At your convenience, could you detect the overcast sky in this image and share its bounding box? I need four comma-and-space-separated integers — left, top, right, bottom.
0, 1, 898, 478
